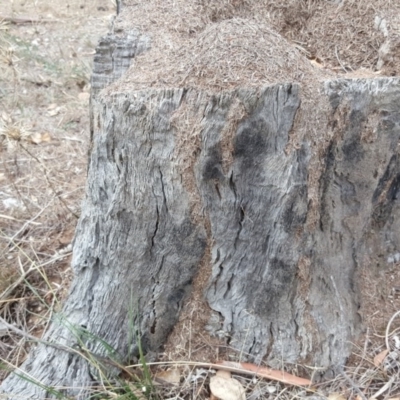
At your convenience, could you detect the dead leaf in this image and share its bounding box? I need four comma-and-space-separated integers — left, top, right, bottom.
374, 349, 389, 367
47, 104, 62, 116
47, 108, 61, 117
29, 132, 51, 144
328, 393, 346, 400
310, 59, 323, 68
210, 375, 246, 400
155, 368, 180, 385
266, 385, 277, 393
78, 92, 90, 102
58, 229, 74, 246
1, 112, 12, 124
217, 361, 312, 386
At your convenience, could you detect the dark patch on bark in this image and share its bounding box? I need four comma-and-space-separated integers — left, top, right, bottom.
283, 185, 308, 232
203, 145, 223, 181
342, 135, 364, 164
319, 140, 336, 231
337, 174, 360, 214
234, 118, 268, 167
372, 155, 398, 203
328, 91, 341, 112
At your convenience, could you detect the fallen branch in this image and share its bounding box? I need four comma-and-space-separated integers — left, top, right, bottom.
126, 360, 313, 388
385, 310, 400, 351
217, 361, 312, 386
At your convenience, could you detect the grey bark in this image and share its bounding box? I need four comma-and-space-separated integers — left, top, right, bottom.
90, 30, 149, 99
2, 25, 400, 400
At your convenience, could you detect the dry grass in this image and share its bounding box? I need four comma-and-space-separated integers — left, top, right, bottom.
0, 0, 113, 384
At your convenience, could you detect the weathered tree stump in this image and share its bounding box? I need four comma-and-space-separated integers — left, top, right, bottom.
2, 1, 400, 398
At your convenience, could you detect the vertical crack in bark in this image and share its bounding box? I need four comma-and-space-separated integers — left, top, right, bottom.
220, 97, 247, 174
224, 273, 234, 300
159, 167, 168, 214
150, 205, 159, 249
150, 255, 164, 336
265, 322, 275, 358
87, 258, 100, 316
150, 299, 157, 334
248, 336, 257, 355
214, 181, 222, 200
170, 91, 205, 224
228, 170, 237, 199
164, 91, 218, 360
233, 204, 245, 250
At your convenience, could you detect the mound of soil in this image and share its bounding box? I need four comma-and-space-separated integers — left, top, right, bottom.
108, 0, 400, 96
